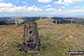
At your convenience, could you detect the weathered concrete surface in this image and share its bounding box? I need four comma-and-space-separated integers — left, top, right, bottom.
21, 22, 41, 53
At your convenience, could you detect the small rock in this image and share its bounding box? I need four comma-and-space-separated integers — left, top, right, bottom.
28, 50, 38, 53
12, 42, 21, 47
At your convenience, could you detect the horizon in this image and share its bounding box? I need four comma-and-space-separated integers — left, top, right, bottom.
0, 16, 83, 18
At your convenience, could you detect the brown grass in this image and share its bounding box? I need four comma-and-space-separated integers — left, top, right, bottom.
0, 19, 84, 56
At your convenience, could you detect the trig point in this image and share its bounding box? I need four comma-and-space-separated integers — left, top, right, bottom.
21, 22, 41, 53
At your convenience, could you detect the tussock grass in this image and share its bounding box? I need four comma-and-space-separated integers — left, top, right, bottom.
0, 19, 84, 56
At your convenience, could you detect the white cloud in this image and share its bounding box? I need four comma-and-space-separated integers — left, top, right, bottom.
45, 8, 56, 11
54, 0, 84, 6
54, 0, 64, 4
64, 0, 81, 4
22, 1, 27, 4
58, 9, 63, 13
0, 3, 43, 12
38, 0, 52, 3
27, 5, 43, 12
61, 7, 84, 15
44, 5, 51, 7
39, 7, 84, 16
0, 3, 13, 8
61, 6, 65, 8
0, 0, 3, 1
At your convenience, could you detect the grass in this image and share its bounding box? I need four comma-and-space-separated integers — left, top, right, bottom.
0, 19, 84, 56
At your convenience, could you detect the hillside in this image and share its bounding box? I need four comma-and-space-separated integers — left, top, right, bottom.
0, 19, 84, 56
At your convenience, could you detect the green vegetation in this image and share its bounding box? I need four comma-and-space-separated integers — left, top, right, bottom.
77, 22, 84, 25
0, 19, 84, 56
0, 21, 8, 25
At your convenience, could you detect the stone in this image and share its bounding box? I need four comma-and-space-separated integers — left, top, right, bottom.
21, 22, 41, 53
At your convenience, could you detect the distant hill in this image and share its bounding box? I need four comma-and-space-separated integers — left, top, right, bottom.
0, 21, 8, 25
0, 17, 84, 25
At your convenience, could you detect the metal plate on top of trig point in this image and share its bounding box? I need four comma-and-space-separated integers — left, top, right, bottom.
21, 22, 41, 53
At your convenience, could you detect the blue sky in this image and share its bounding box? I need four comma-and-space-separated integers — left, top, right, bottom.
0, 0, 84, 17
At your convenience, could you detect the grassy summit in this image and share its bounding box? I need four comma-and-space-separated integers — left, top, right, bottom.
0, 19, 84, 56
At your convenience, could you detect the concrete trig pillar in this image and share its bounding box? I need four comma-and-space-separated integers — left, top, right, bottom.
21, 22, 41, 53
